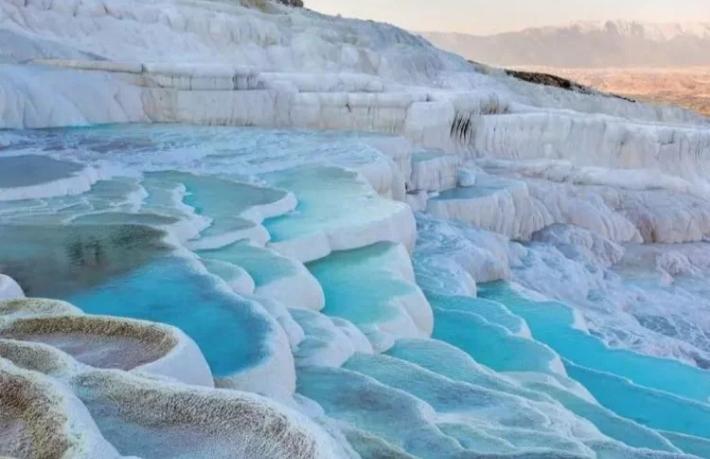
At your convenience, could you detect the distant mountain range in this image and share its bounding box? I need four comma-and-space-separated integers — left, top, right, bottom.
422, 21, 710, 68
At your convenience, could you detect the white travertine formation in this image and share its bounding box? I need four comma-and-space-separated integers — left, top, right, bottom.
1, 1, 710, 457
0, 359, 122, 459
0, 305, 214, 387
0, 275, 24, 301
0, 298, 342, 458
1, 0, 708, 171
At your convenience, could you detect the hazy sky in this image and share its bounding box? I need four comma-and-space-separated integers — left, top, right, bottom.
306, 0, 710, 35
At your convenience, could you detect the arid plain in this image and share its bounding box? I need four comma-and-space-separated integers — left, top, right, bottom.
520, 66, 710, 116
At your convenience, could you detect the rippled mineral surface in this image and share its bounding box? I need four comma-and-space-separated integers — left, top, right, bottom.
1, 0, 710, 458
0, 124, 707, 458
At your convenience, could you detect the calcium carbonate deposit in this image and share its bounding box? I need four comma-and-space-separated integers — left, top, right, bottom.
0, 1, 709, 458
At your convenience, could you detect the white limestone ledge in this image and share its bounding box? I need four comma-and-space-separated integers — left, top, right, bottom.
0, 299, 214, 387
0, 298, 340, 459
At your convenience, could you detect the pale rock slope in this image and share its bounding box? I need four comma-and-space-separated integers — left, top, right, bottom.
1, 1, 710, 459
1, 0, 709, 183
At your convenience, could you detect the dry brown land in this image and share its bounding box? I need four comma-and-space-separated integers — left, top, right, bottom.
517, 66, 710, 117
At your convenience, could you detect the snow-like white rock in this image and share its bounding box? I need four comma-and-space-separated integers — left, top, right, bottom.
0, 311, 214, 387
2, 0, 707, 173
291, 309, 373, 368
427, 174, 553, 240
408, 150, 460, 193
470, 112, 710, 187
0, 275, 24, 300
3, 1, 710, 456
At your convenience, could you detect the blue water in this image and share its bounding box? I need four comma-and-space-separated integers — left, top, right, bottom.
308, 242, 417, 329
297, 365, 463, 459
476, 282, 710, 449
566, 361, 710, 438
0, 127, 404, 380
479, 282, 710, 405
431, 175, 518, 201
67, 256, 270, 377
386, 339, 550, 403
430, 295, 560, 374
533, 376, 680, 451
0, 223, 170, 298
147, 171, 287, 218
3, 125, 709, 457
0, 154, 83, 187
198, 241, 295, 287
429, 293, 528, 335
263, 166, 404, 244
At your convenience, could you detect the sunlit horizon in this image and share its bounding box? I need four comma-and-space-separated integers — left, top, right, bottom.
306, 0, 710, 35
